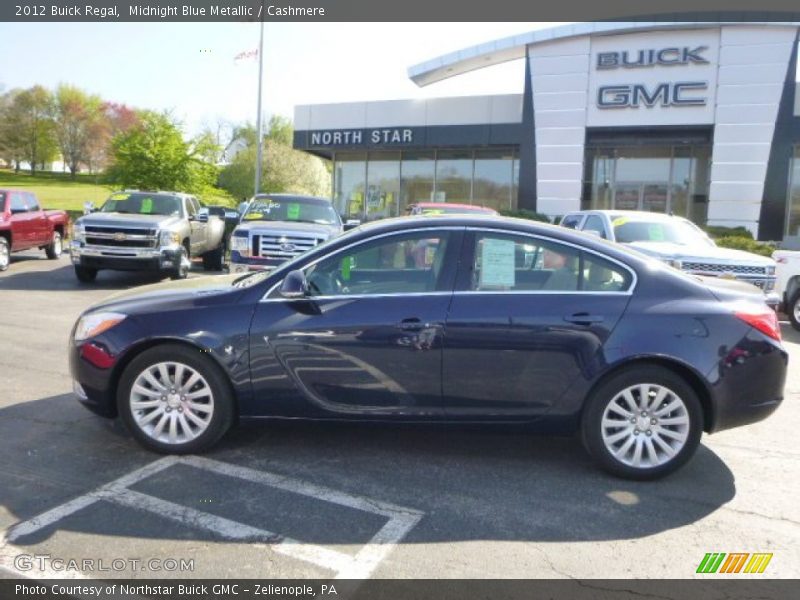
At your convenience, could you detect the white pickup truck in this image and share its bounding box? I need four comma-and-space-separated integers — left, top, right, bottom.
774, 250, 800, 330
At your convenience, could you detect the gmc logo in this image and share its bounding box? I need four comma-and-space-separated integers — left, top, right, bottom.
597, 81, 707, 108
597, 46, 708, 69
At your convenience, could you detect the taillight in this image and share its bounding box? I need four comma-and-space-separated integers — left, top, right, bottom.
735, 307, 781, 342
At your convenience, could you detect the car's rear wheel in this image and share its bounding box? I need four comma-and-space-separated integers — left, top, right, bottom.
788, 290, 800, 332
202, 245, 224, 271
581, 366, 703, 480
0, 238, 9, 271
45, 231, 62, 259
117, 344, 234, 453
74, 265, 97, 282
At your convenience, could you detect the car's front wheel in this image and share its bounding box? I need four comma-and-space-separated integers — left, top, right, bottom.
581, 365, 703, 480
117, 344, 234, 453
74, 265, 97, 282
788, 290, 800, 332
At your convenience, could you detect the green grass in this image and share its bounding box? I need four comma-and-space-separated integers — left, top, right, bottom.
0, 169, 237, 210
0, 169, 115, 211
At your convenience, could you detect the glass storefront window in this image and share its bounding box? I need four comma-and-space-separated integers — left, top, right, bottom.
435, 150, 472, 204
366, 152, 400, 222
400, 151, 435, 212
473, 149, 514, 212
582, 144, 711, 226
787, 146, 800, 237
333, 152, 366, 220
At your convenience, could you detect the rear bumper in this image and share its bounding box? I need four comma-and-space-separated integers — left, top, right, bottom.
707, 331, 788, 433
70, 242, 180, 272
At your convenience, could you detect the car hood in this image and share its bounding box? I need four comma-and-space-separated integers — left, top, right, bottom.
78, 212, 181, 229
625, 241, 774, 266
234, 220, 340, 238
90, 274, 243, 313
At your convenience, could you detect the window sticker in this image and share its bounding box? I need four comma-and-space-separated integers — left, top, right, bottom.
340, 256, 352, 281
287, 203, 301, 220
612, 217, 629, 228
648, 224, 665, 241
479, 238, 516, 288
141, 198, 153, 213
110, 193, 129, 201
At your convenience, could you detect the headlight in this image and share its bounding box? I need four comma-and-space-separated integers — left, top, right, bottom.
231, 234, 250, 257
159, 230, 180, 246
74, 312, 126, 341
766, 265, 776, 276
73, 222, 85, 242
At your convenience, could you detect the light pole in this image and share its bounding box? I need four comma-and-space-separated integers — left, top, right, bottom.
254, 3, 265, 197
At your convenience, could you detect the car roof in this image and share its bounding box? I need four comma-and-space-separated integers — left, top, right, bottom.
571, 209, 683, 222
252, 193, 331, 205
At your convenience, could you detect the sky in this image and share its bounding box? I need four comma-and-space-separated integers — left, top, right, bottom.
0, 22, 564, 137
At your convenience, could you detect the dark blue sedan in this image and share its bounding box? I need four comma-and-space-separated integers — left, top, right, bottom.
69, 216, 788, 479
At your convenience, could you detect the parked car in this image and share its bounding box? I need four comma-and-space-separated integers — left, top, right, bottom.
69, 215, 787, 480
70, 191, 226, 282
773, 249, 800, 330
229, 194, 344, 274
406, 202, 498, 216
0, 189, 70, 271
561, 210, 779, 305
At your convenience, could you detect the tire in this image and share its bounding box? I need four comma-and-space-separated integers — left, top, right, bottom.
74, 265, 98, 283
581, 365, 703, 480
788, 290, 800, 332
170, 245, 190, 280
117, 343, 234, 454
0, 238, 9, 271
202, 245, 224, 271
45, 231, 63, 259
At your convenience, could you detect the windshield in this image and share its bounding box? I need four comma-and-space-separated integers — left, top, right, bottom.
100, 192, 183, 217
613, 216, 714, 247
242, 197, 339, 225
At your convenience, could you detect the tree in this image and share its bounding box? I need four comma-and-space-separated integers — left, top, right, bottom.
0, 90, 25, 170
2, 86, 57, 175
106, 111, 218, 194
85, 102, 140, 174
52, 84, 104, 178
218, 116, 331, 200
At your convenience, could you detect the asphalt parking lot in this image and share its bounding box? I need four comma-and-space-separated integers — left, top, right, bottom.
0, 250, 799, 579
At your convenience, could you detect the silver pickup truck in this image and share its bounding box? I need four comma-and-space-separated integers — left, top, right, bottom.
560, 210, 779, 305
70, 191, 226, 283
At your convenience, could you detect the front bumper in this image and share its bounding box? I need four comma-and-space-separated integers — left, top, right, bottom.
69, 339, 118, 418
229, 251, 283, 274
70, 241, 181, 272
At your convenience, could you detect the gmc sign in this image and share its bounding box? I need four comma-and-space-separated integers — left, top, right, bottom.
597, 81, 707, 108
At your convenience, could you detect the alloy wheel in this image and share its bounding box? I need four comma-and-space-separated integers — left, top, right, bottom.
129, 361, 214, 444
600, 383, 690, 469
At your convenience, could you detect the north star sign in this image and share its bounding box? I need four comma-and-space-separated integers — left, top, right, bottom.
310, 129, 414, 146
596, 45, 710, 109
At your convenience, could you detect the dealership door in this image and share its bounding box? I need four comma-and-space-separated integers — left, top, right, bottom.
613, 182, 669, 213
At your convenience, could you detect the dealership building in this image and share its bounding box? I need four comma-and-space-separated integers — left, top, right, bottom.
293, 21, 800, 241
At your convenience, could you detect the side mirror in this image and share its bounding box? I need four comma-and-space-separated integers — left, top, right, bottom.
344, 219, 361, 231
83, 201, 96, 215
196, 209, 209, 223
279, 270, 309, 299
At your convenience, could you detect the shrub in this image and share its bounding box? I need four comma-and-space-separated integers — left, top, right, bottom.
715, 236, 776, 258
499, 208, 551, 223
704, 225, 753, 240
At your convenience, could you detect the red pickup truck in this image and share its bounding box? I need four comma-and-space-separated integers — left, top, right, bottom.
0, 189, 70, 271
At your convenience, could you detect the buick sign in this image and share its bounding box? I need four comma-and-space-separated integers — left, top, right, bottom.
597, 46, 708, 69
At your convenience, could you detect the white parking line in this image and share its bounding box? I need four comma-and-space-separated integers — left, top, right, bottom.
1, 455, 423, 579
